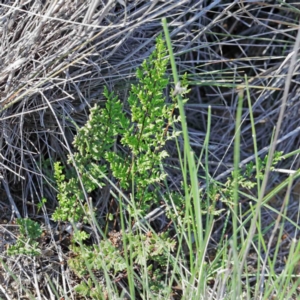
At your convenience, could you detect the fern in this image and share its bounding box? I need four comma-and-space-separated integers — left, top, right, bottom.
7, 218, 42, 256
53, 35, 182, 222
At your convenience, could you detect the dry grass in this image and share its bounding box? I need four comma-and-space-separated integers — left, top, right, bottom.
1, 0, 300, 298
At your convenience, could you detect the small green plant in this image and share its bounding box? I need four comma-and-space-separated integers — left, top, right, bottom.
70, 230, 176, 297
37, 197, 47, 213
218, 151, 284, 205
7, 218, 42, 256
245, 150, 284, 180
52, 34, 183, 223
74, 278, 103, 300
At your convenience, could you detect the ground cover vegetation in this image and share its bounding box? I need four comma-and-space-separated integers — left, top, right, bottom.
1, 1, 300, 299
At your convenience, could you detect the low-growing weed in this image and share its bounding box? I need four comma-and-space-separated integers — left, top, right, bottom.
7, 218, 42, 256
52, 34, 183, 224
